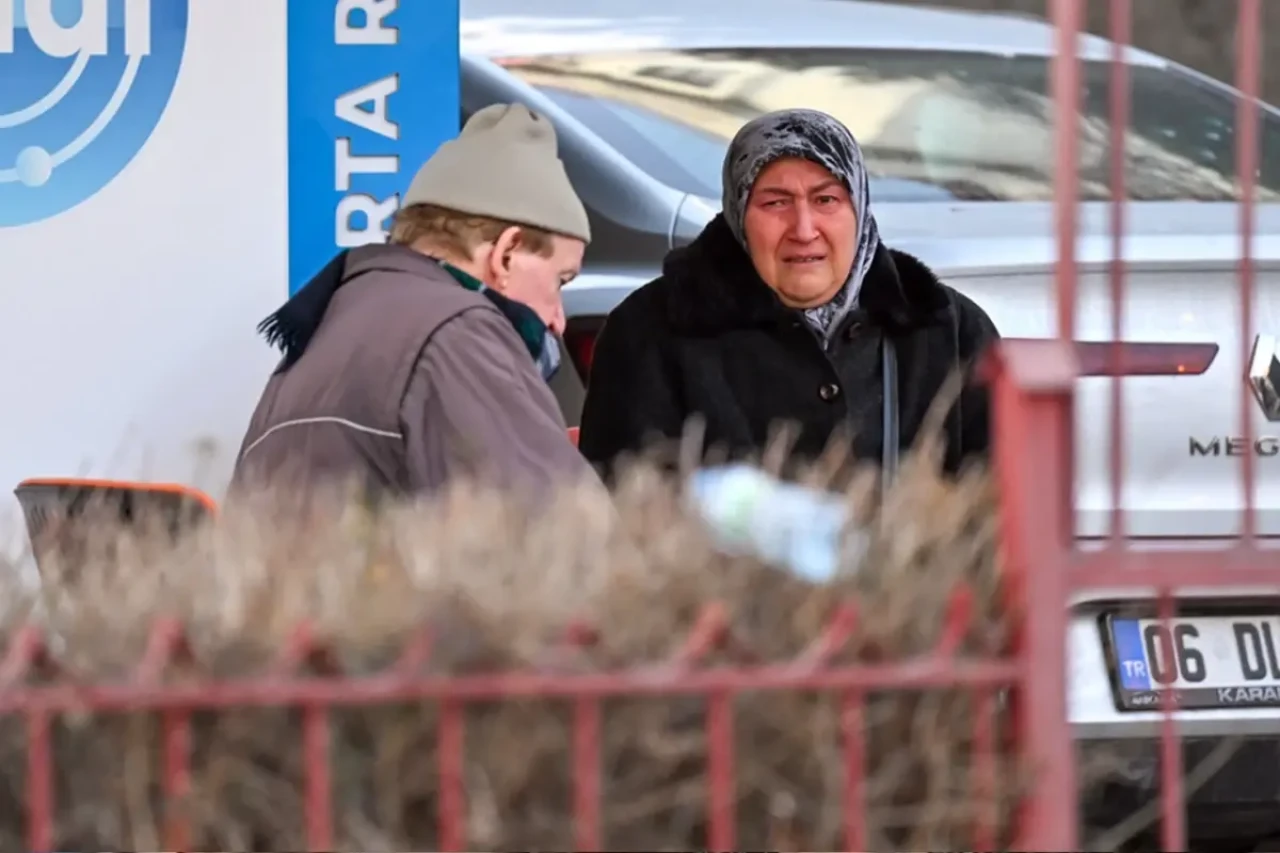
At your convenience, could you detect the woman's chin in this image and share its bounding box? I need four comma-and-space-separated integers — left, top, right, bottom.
776, 278, 842, 309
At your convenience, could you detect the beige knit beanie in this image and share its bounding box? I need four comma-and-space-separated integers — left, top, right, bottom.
402, 103, 591, 244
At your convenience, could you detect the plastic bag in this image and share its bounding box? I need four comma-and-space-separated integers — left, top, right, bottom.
687, 465, 866, 582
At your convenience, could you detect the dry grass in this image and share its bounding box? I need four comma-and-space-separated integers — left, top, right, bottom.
0, 437, 1029, 851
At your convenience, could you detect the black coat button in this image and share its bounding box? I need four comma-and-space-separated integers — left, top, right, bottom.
819, 382, 841, 401
845, 320, 863, 340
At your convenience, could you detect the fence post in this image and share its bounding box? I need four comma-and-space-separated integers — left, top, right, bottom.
991, 341, 1079, 850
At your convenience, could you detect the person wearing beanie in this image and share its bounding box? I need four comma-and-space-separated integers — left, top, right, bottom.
231, 103, 597, 504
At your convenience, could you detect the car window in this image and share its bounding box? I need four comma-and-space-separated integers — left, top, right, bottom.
497, 47, 1280, 203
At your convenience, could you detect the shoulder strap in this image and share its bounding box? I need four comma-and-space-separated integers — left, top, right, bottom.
881, 337, 900, 493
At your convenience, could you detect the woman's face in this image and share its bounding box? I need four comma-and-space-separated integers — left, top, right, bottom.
742, 157, 857, 309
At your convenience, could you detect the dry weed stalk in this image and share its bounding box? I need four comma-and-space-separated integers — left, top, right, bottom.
0, 439, 1029, 851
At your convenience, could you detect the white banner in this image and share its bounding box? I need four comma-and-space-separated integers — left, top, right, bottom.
0, 0, 458, 535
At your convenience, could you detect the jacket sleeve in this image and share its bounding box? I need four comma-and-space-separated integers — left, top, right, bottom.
577, 301, 687, 476
399, 306, 596, 495
953, 291, 1002, 466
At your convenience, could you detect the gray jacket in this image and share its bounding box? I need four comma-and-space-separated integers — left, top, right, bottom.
231, 244, 594, 500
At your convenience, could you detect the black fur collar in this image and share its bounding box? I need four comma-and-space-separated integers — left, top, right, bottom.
659, 214, 951, 334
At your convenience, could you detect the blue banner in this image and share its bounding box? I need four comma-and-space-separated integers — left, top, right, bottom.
286, 0, 460, 295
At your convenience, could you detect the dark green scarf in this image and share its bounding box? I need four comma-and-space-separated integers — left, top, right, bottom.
438, 261, 562, 381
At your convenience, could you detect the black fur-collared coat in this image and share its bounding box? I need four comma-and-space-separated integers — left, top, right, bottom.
577, 214, 1001, 478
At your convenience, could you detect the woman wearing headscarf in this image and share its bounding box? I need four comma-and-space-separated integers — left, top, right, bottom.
577, 108, 1000, 481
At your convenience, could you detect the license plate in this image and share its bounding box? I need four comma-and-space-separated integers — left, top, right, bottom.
1107, 614, 1280, 710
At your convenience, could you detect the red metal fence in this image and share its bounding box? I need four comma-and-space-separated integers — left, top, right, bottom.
991, 0, 1270, 849
2, 0, 1272, 849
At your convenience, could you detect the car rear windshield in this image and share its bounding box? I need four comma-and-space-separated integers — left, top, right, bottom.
497, 47, 1280, 203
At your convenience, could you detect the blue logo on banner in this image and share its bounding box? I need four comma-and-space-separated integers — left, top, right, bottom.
1111, 619, 1153, 690
0, 0, 189, 228
286, 0, 460, 295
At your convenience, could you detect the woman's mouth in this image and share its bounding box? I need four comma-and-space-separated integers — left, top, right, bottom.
784, 254, 826, 265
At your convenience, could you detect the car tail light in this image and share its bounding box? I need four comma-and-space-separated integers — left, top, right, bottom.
981, 340, 1219, 384
1072, 341, 1219, 376
562, 328, 1220, 384
563, 331, 1218, 383
563, 317, 604, 382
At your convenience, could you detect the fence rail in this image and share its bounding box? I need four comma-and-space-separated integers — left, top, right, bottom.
3, 597, 1023, 852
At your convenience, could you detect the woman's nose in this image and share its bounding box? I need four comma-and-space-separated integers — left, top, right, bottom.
789, 202, 819, 241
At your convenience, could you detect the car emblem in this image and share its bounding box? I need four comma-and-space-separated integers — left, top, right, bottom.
1249, 334, 1280, 422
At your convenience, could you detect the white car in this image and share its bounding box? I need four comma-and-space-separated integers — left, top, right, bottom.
458, 0, 1280, 845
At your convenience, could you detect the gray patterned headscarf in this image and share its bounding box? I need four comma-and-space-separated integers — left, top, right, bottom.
722, 108, 881, 341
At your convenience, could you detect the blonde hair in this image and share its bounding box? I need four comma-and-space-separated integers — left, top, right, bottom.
389, 203, 555, 261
